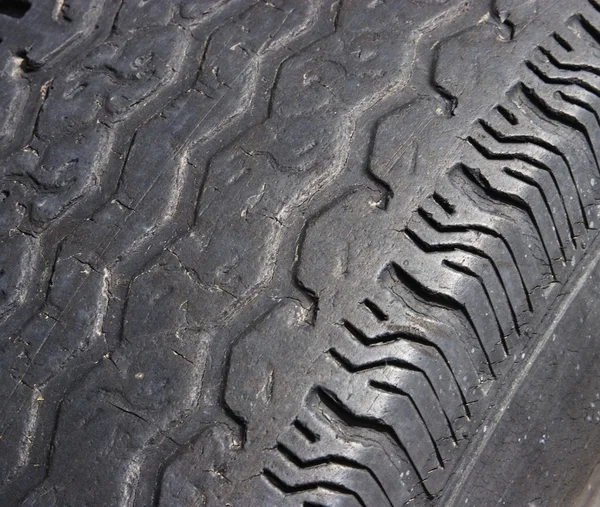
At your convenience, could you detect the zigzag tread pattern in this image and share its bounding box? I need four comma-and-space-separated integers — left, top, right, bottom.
0, 1, 495, 505
214, 1, 600, 505
0, 0, 335, 503
3, 1, 600, 506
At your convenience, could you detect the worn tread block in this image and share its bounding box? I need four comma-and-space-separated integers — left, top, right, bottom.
209, 2, 600, 505
2, 1, 600, 506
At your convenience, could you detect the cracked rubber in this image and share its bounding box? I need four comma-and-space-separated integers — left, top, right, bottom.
1, 0, 600, 506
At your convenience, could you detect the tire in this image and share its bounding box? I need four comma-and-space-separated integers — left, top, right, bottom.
0, 0, 600, 505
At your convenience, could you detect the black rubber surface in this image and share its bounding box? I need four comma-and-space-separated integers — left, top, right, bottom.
1, 0, 600, 505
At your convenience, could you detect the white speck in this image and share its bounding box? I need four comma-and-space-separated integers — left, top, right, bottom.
592, 178, 597, 186
483, 425, 487, 433
134, 372, 144, 379
478, 13, 490, 24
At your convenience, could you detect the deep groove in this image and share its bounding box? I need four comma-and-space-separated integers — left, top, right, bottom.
391, 262, 497, 378
577, 14, 600, 49
502, 165, 573, 253
418, 205, 534, 312
496, 105, 518, 125
534, 42, 600, 78
341, 320, 472, 418
361, 299, 389, 321
482, 103, 585, 242
9, 4, 600, 506
254, 9, 600, 507
441, 258, 510, 356
406, 222, 522, 335
525, 57, 600, 143
262, 468, 367, 507
315, 387, 433, 498
474, 118, 580, 244
552, 32, 573, 52
519, 82, 600, 183
432, 191, 456, 214
329, 346, 422, 375
368, 380, 445, 469
558, 90, 600, 156
276, 442, 394, 507
460, 160, 559, 277
532, 48, 600, 95
293, 419, 320, 444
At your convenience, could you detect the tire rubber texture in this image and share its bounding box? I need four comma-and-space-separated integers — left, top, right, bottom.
0, 1, 600, 506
